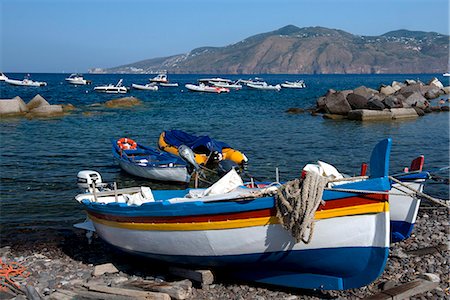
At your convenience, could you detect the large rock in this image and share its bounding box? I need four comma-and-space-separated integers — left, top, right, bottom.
405, 79, 417, 85
398, 83, 424, 97
323, 92, 351, 115
347, 93, 368, 109
428, 77, 444, 89
391, 81, 404, 92
104, 97, 142, 108
0, 96, 29, 116
353, 86, 377, 99
443, 86, 450, 94
424, 87, 443, 100
384, 95, 404, 109
348, 109, 393, 121
368, 98, 385, 110
27, 94, 49, 110
28, 105, 63, 117
380, 85, 396, 96
403, 92, 429, 109
392, 108, 420, 119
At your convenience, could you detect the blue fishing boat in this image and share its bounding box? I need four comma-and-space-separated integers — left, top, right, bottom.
112, 138, 192, 183
76, 138, 393, 290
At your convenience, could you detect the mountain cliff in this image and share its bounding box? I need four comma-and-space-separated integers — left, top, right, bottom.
101, 25, 449, 74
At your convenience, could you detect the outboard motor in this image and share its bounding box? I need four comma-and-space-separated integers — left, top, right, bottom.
77, 170, 108, 193
178, 145, 206, 178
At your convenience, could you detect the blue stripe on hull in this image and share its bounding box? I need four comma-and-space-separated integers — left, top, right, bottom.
391, 220, 414, 243
113, 245, 388, 290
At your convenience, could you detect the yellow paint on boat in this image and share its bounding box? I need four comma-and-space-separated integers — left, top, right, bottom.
88, 202, 388, 231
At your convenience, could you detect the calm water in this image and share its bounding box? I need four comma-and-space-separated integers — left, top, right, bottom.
1, 73, 449, 241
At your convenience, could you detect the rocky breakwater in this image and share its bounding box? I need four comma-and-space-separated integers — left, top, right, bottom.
315, 78, 449, 121
0, 94, 72, 119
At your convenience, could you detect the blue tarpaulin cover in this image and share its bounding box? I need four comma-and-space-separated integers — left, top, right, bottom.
163, 130, 230, 154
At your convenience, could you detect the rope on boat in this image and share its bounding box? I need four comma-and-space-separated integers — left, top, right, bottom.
388, 176, 450, 208
275, 172, 327, 244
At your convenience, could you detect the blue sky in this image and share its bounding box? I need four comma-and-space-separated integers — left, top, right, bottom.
1, 0, 448, 73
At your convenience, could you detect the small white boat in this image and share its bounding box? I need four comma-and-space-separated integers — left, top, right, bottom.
150, 73, 169, 83
200, 78, 242, 90
247, 82, 281, 91
131, 83, 159, 91
281, 80, 306, 89
5, 76, 47, 87
65, 73, 91, 85
0, 72, 8, 81
185, 83, 229, 93
443, 72, 450, 77
159, 82, 179, 87
94, 79, 128, 94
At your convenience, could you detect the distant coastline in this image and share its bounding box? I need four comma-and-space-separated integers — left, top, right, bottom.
93, 25, 448, 75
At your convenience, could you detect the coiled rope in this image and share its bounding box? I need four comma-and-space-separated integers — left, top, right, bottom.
275, 172, 328, 244
0, 258, 29, 294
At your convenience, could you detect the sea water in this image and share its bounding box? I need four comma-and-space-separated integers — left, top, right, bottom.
0, 73, 448, 240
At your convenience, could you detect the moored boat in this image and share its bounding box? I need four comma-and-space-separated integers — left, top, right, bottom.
159, 82, 179, 87
5, 76, 47, 87
112, 138, 191, 183
443, 72, 450, 77
75, 138, 393, 290
0, 72, 8, 81
158, 129, 248, 167
150, 72, 169, 83
65, 73, 91, 85
131, 83, 159, 91
185, 83, 229, 93
247, 81, 281, 91
280, 80, 306, 89
94, 79, 127, 94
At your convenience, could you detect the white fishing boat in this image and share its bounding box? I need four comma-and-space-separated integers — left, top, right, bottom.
94, 79, 128, 94
0, 72, 8, 81
5, 76, 47, 87
131, 83, 159, 91
443, 72, 450, 77
185, 83, 229, 93
65, 73, 91, 85
281, 80, 306, 89
247, 82, 281, 91
150, 73, 169, 83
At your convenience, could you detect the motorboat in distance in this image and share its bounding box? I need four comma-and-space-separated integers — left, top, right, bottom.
246, 81, 281, 91
150, 73, 169, 83
185, 83, 229, 93
5, 76, 47, 87
94, 79, 128, 94
65, 73, 91, 85
199, 78, 242, 90
0, 72, 8, 81
131, 83, 159, 91
281, 80, 306, 89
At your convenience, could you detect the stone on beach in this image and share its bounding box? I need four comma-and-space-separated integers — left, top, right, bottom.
92, 263, 119, 276
323, 91, 351, 115
403, 92, 428, 109
104, 97, 142, 108
28, 105, 64, 117
380, 85, 396, 96
346, 93, 368, 109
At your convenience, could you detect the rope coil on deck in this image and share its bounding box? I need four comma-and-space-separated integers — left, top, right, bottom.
275, 172, 328, 244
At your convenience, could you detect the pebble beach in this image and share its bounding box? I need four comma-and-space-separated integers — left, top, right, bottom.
1, 201, 448, 300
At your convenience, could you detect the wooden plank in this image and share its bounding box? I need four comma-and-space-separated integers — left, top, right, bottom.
365, 279, 439, 300
85, 284, 171, 300
52, 288, 139, 300
168, 266, 214, 285
405, 243, 449, 256
129, 279, 192, 300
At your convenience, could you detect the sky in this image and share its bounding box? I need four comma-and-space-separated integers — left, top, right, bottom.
1, 0, 449, 73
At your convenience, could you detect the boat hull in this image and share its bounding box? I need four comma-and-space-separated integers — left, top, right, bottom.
185, 84, 228, 93
389, 180, 424, 242
117, 159, 190, 183
247, 83, 281, 91
5, 79, 47, 87
131, 84, 158, 91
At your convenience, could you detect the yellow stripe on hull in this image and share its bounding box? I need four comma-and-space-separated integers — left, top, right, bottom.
88, 202, 388, 231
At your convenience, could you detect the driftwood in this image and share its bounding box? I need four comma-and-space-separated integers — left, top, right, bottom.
365, 279, 439, 299
50, 288, 139, 300
84, 283, 170, 300
168, 266, 214, 285
128, 279, 192, 300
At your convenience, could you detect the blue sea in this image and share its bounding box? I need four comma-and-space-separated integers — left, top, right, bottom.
0, 73, 449, 241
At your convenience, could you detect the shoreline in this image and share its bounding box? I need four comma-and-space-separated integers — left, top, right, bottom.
1, 202, 448, 299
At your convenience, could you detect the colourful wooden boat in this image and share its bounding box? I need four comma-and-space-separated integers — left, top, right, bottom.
76, 139, 392, 290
